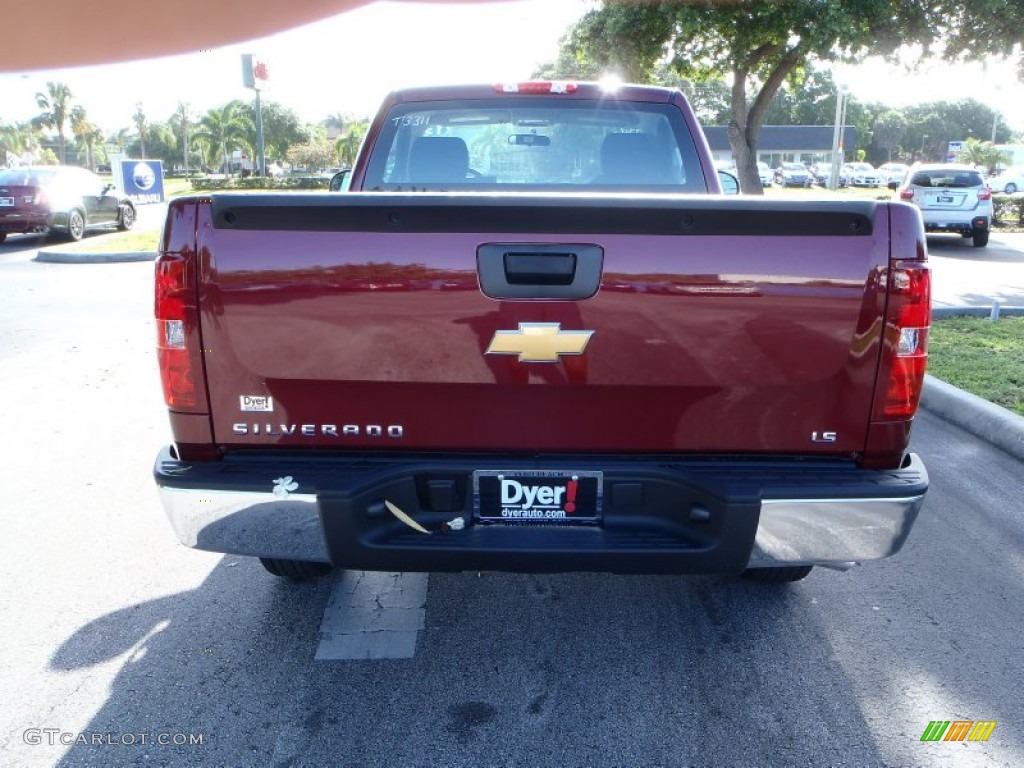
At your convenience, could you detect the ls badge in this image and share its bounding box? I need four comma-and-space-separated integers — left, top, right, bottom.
485, 323, 594, 363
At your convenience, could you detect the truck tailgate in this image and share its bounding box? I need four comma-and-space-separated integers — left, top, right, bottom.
196, 194, 890, 455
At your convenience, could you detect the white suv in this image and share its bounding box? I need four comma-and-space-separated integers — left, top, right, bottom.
897, 164, 993, 248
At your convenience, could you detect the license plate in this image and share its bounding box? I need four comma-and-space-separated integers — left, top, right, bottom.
936, 195, 954, 203
473, 470, 603, 524
0, 198, 13, 207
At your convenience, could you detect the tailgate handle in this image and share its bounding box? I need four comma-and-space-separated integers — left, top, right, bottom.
478, 243, 603, 300
504, 251, 576, 285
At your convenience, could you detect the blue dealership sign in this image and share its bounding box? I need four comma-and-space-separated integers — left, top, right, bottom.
119, 159, 164, 204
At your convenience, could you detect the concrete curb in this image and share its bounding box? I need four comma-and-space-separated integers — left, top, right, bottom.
920, 375, 1024, 462
35, 250, 155, 264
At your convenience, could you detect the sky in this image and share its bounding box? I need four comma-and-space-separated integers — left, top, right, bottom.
1, 0, 1022, 138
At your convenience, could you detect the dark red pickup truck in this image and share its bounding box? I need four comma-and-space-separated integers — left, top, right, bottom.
154, 82, 929, 583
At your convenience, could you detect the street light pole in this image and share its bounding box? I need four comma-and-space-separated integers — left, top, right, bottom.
255, 90, 266, 177
828, 85, 848, 191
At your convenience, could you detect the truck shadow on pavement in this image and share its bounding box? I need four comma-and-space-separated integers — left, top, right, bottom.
42, 560, 915, 767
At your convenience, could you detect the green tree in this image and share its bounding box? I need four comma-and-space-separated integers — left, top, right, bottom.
70, 106, 103, 170
286, 140, 336, 173
34, 81, 75, 164
686, 80, 732, 125
110, 127, 130, 153
170, 102, 196, 176
900, 100, 1009, 162
873, 110, 908, 163
193, 101, 248, 174
0, 121, 42, 162
554, 2, 1015, 193
241, 100, 307, 165
132, 103, 148, 158
935, 1, 1024, 77
138, 122, 180, 169
334, 121, 368, 167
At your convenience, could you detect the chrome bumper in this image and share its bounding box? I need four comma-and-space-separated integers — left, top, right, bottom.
159, 487, 330, 563
747, 495, 925, 567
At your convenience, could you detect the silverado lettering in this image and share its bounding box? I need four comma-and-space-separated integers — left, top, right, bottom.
231, 424, 404, 437
153, 81, 929, 583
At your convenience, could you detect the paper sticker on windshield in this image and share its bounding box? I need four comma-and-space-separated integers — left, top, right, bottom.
240, 395, 274, 412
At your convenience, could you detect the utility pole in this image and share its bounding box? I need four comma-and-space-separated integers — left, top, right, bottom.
242, 54, 269, 176
828, 85, 848, 191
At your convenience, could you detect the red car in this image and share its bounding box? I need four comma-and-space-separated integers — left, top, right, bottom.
0, 165, 136, 243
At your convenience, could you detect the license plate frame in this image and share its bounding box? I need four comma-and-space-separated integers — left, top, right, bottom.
936, 195, 954, 204
473, 469, 603, 525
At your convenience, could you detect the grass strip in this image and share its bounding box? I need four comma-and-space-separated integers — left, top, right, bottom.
928, 316, 1024, 416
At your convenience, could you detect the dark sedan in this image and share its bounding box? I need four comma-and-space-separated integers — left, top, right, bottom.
0, 165, 135, 243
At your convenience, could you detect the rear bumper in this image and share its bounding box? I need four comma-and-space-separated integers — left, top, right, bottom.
921, 212, 989, 234
0, 211, 54, 234
153, 448, 927, 574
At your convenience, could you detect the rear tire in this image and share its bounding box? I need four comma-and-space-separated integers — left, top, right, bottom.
741, 565, 813, 583
972, 228, 989, 248
1005, 183, 1017, 194
118, 204, 135, 231
258, 557, 333, 580
67, 209, 86, 241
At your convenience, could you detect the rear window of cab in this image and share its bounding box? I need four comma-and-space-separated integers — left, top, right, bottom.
362, 97, 708, 192
910, 170, 984, 188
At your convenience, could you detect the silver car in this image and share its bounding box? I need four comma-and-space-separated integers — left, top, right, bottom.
897, 164, 993, 248
989, 166, 1024, 195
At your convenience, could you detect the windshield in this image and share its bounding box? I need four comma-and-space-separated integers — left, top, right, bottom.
363, 97, 707, 191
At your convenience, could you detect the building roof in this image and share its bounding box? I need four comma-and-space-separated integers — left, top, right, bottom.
702, 125, 858, 152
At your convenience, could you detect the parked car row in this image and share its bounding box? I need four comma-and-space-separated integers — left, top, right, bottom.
711, 160, 1018, 199
715, 161, 915, 189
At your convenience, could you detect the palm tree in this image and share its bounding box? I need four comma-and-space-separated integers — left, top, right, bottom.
133, 103, 148, 158
193, 101, 248, 175
70, 106, 101, 170
957, 138, 1009, 175
171, 102, 194, 176
325, 112, 347, 140
35, 81, 74, 163
111, 127, 131, 153
334, 123, 367, 167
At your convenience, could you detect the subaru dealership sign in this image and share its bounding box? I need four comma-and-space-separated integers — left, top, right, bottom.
119, 159, 164, 204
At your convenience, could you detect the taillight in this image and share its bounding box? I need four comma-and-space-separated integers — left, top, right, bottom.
876, 264, 930, 419
494, 81, 578, 94
978, 186, 992, 201
155, 250, 204, 412
899, 188, 914, 200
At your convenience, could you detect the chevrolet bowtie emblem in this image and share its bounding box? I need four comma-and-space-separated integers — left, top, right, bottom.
485, 323, 594, 363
